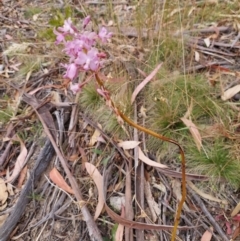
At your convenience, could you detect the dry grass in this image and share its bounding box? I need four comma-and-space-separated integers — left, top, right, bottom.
1, 0, 240, 240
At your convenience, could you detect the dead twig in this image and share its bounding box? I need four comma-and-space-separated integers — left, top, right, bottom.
0, 141, 12, 167
0, 123, 15, 167
23, 93, 103, 241
28, 192, 67, 229
0, 140, 55, 241
134, 101, 145, 241
190, 188, 229, 241
161, 201, 203, 238
125, 161, 134, 241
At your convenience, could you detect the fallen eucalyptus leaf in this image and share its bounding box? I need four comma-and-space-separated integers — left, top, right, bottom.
6, 136, 28, 183
118, 141, 140, 150
231, 202, 240, 217
201, 227, 213, 241
221, 85, 240, 101
131, 62, 163, 104
49, 167, 74, 194
85, 162, 104, 220
181, 117, 202, 151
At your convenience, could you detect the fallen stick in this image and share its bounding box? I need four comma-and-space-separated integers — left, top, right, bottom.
0, 140, 55, 241
190, 188, 229, 241
22, 93, 103, 241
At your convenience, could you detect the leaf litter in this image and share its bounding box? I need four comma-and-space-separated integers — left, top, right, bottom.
0, 0, 240, 241
49, 167, 74, 195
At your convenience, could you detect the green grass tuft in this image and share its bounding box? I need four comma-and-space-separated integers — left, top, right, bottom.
187, 139, 240, 188
0, 109, 14, 125
38, 5, 74, 41
79, 80, 133, 138
24, 6, 42, 19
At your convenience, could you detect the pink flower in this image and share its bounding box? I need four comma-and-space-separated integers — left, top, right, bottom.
70, 83, 81, 94
98, 27, 112, 43
75, 48, 100, 71
98, 52, 107, 58
62, 63, 78, 80
81, 31, 97, 49
64, 39, 85, 60
54, 29, 65, 44
58, 18, 76, 35
83, 15, 91, 29
54, 17, 113, 94
97, 88, 110, 100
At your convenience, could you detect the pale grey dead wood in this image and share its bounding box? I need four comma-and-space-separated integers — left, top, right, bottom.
161, 201, 206, 238
134, 100, 145, 241
125, 161, 134, 241
28, 192, 67, 237
24, 94, 103, 241
0, 141, 12, 166
231, 32, 240, 48
0, 123, 15, 166
190, 189, 229, 241
0, 140, 55, 241
186, 42, 237, 57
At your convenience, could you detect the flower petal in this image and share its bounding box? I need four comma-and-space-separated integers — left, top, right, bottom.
63, 63, 78, 80
83, 15, 91, 28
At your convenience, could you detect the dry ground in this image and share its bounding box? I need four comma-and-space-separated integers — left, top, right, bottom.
1, 0, 240, 241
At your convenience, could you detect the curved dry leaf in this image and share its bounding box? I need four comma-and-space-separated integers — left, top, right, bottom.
85, 162, 104, 220
226, 221, 232, 235
131, 62, 163, 104
138, 148, 208, 180
28, 85, 61, 95
0, 214, 9, 228
22, 93, 57, 140
49, 167, 74, 194
0, 178, 8, 209
0, 202, 7, 211
232, 225, 240, 240
140, 106, 147, 118
181, 117, 202, 151
188, 6, 196, 17
138, 148, 207, 180
204, 38, 211, 47
17, 165, 28, 188
201, 227, 213, 241
105, 202, 192, 230
67, 154, 79, 162
115, 224, 124, 241
221, 85, 240, 101
187, 181, 228, 205
183, 98, 193, 119
103, 158, 197, 231
138, 147, 168, 169
231, 202, 240, 217
172, 180, 190, 212
50, 91, 61, 103
89, 124, 102, 146
195, 51, 200, 62
167, 8, 183, 17
79, 147, 88, 171
6, 184, 14, 197
115, 206, 125, 241
136, 68, 147, 78
153, 183, 167, 193
144, 179, 160, 222
118, 141, 140, 150
6, 136, 28, 183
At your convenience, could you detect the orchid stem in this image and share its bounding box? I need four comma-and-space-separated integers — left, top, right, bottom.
95, 73, 186, 240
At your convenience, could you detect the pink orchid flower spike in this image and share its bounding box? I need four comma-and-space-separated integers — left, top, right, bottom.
54, 17, 112, 93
